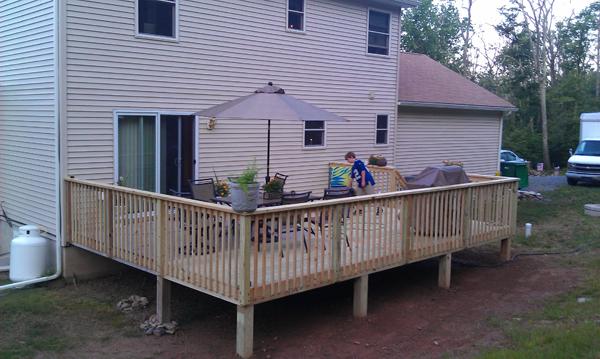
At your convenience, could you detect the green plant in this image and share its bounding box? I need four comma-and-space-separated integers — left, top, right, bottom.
231, 162, 259, 193
263, 179, 283, 193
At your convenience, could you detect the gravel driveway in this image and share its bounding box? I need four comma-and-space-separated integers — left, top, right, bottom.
523, 175, 566, 193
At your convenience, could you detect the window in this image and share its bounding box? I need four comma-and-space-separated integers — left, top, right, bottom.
376, 115, 389, 144
304, 120, 325, 147
118, 115, 157, 191
368, 10, 390, 55
138, 0, 176, 38
287, 0, 305, 31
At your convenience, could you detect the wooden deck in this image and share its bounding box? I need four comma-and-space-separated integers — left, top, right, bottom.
64, 166, 518, 357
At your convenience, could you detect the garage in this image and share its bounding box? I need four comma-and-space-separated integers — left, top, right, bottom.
395, 53, 516, 176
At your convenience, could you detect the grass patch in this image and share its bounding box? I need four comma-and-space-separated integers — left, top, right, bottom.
478, 185, 600, 358
480, 323, 600, 359
516, 185, 600, 250
0, 286, 136, 359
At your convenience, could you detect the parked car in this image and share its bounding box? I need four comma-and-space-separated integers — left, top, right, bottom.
500, 149, 527, 163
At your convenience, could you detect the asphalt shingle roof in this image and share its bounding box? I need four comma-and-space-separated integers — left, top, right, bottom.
398, 53, 516, 112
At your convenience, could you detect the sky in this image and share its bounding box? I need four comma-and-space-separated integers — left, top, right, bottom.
468, 0, 595, 48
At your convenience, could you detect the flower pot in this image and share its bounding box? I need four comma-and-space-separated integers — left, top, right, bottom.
369, 155, 387, 167
229, 181, 260, 212
263, 191, 282, 200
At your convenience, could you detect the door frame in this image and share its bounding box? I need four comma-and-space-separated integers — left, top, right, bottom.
113, 110, 197, 192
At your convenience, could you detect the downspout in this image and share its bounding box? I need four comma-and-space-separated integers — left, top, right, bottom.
0, 0, 63, 291
392, 7, 403, 168
498, 114, 504, 175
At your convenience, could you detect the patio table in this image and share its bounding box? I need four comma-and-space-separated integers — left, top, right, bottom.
213, 193, 322, 207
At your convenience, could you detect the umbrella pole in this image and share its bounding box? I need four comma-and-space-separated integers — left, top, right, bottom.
265, 119, 271, 183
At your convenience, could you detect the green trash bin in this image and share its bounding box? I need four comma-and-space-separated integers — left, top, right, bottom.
501, 162, 528, 189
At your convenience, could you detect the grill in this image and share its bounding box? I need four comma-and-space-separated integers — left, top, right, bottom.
570, 163, 600, 173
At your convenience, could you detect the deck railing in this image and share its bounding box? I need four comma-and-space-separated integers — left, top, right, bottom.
64, 174, 517, 306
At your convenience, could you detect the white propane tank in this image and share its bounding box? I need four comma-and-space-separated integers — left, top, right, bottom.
9, 225, 48, 282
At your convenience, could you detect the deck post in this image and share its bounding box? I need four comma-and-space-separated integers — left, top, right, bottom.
438, 253, 452, 289
462, 188, 473, 247
106, 190, 114, 257
238, 215, 252, 305
156, 276, 172, 323
236, 305, 254, 359
353, 274, 369, 318
331, 205, 343, 280
500, 238, 512, 262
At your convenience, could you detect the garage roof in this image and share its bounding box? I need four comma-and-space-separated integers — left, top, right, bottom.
398, 53, 517, 112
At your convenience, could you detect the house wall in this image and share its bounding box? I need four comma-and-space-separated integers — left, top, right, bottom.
0, 0, 57, 235
64, 0, 401, 193
396, 107, 502, 176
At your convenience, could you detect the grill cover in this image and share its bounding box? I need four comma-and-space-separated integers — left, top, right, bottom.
407, 166, 470, 189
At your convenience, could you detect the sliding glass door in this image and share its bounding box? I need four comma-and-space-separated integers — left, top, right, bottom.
116, 112, 195, 195
160, 115, 195, 196
117, 115, 157, 191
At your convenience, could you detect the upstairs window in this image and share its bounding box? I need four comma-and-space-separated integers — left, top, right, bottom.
376, 114, 389, 144
138, 0, 177, 38
368, 10, 390, 55
287, 0, 305, 31
304, 121, 325, 147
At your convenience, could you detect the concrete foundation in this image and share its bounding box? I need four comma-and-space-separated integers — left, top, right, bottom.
62, 245, 127, 280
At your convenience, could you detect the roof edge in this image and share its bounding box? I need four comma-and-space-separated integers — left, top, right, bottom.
398, 101, 518, 112
369, 0, 420, 8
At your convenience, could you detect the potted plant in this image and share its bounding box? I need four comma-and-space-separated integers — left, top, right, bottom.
368, 154, 387, 167
228, 162, 260, 212
213, 170, 230, 197
262, 179, 284, 200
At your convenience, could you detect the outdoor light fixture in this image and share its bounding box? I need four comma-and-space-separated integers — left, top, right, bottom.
206, 117, 217, 130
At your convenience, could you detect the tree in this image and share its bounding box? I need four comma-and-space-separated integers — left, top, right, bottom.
513, 0, 556, 170
460, 0, 475, 76
400, 0, 468, 73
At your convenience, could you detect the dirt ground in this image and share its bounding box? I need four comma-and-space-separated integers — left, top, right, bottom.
48, 246, 581, 359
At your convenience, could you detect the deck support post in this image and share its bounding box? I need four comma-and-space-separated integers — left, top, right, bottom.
236, 305, 254, 359
156, 276, 171, 323
353, 274, 369, 318
438, 253, 452, 289
500, 237, 512, 262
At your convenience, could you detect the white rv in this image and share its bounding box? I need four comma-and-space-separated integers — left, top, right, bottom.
567, 112, 600, 185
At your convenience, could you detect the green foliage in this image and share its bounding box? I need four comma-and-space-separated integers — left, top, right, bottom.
231, 161, 259, 193
263, 179, 283, 194
400, 0, 467, 73
477, 2, 600, 167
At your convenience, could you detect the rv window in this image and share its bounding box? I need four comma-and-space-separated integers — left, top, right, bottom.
575, 140, 600, 156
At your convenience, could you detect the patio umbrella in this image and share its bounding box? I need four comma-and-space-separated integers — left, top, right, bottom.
196, 82, 347, 183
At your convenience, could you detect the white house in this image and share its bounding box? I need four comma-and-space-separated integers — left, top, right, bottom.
1, 0, 420, 244
0, 0, 513, 255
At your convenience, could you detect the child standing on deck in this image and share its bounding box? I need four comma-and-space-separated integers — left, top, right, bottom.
345, 152, 376, 195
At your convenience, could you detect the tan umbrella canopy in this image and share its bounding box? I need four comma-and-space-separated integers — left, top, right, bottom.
196, 82, 347, 182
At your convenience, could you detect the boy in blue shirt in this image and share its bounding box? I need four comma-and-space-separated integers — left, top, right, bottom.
345, 152, 376, 195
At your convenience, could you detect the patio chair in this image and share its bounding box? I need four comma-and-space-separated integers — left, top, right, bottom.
189, 178, 216, 202
263, 191, 312, 254
265, 172, 288, 194
311, 188, 353, 248
323, 187, 354, 200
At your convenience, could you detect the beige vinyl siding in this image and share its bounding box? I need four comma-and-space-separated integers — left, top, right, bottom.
396, 108, 501, 176
65, 0, 400, 193
0, 0, 57, 234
